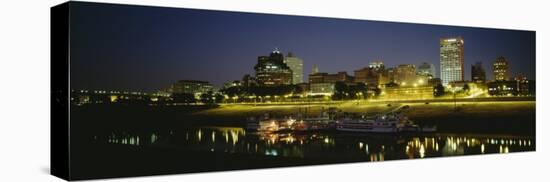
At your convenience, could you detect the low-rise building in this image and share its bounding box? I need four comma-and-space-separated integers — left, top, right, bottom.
379, 85, 434, 100
309, 83, 335, 96
488, 81, 518, 96
308, 71, 353, 96
309, 71, 354, 84
354, 67, 387, 89
168, 80, 214, 99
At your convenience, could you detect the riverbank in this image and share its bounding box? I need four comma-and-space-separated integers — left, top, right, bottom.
70, 100, 535, 138
193, 101, 535, 135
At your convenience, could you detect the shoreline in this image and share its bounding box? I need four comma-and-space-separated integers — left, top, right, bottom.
70, 99, 536, 136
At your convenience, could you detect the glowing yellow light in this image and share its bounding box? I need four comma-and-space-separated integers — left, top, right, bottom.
211, 131, 216, 142
419, 144, 425, 158
110, 95, 118, 102
231, 130, 239, 145
225, 132, 229, 143
287, 119, 295, 127
197, 130, 202, 141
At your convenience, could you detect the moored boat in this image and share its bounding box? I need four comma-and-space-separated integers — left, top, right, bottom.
336, 116, 399, 133
246, 110, 336, 132
336, 112, 435, 133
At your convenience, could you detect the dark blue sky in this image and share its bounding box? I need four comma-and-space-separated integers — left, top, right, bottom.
69, 2, 535, 91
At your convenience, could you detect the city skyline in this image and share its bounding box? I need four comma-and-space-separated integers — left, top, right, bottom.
53, 2, 536, 180
69, 3, 535, 91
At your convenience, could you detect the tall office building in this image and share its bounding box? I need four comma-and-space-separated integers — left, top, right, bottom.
440, 37, 465, 85
471, 62, 486, 83
493, 56, 510, 81
254, 49, 293, 86
284, 52, 304, 84
417, 62, 436, 79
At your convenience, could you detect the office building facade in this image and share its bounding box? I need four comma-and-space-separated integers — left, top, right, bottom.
254, 49, 293, 86
493, 56, 510, 81
283, 52, 304, 84
168, 80, 214, 98
440, 37, 465, 85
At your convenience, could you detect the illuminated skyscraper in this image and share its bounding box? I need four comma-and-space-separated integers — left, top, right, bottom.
254, 49, 293, 86
284, 52, 304, 84
493, 56, 509, 81
440, 37, 464, 85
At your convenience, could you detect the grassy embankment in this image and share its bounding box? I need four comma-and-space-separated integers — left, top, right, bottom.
193, 100, 535, 135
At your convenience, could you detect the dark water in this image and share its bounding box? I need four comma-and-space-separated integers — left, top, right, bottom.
68, 104, 535, 179
94, 127, 535, 161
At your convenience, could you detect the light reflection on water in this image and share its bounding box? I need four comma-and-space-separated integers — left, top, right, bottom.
99, 127, 534, 161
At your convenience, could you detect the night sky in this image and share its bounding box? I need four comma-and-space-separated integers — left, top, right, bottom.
69, 2, 535, 92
